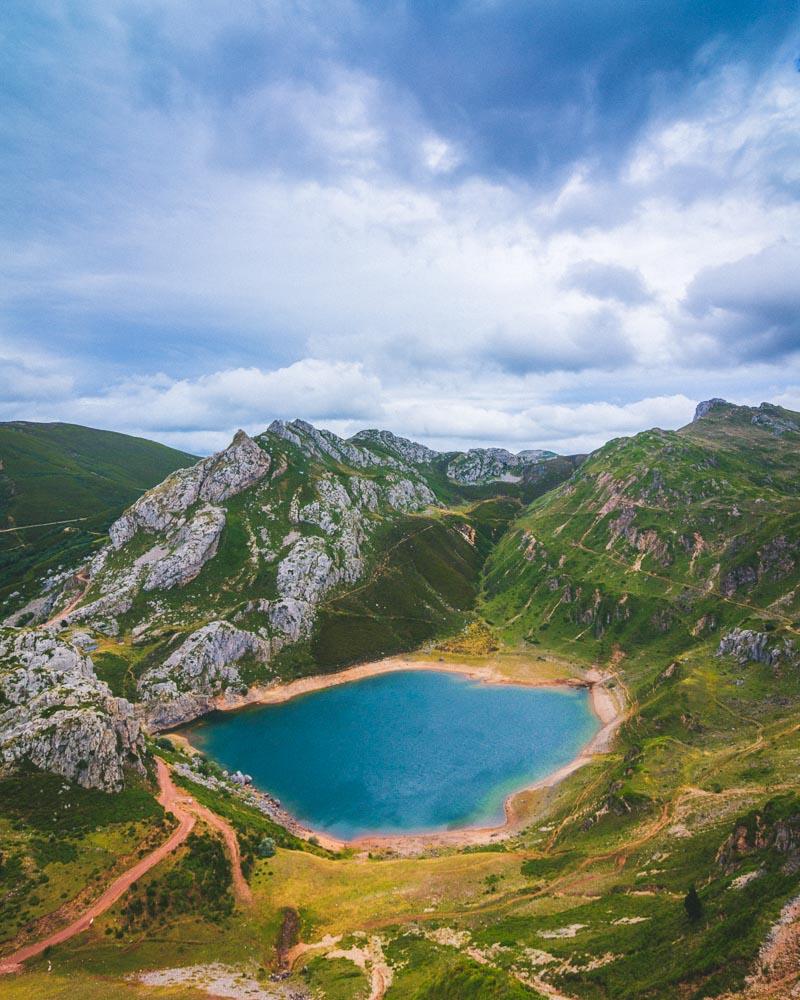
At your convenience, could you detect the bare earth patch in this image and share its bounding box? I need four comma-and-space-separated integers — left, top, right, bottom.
134, 962, 306, 999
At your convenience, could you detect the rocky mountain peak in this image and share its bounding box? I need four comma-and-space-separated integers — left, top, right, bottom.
108, 429, 270, 550
751, 402, 799, 437
350, 428, 440, 465
693, 398, 730, 421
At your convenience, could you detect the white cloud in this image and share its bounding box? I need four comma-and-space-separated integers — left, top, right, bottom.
3, 5, 800, 456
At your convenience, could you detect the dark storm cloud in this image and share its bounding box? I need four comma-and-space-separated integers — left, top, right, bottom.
114, 0, 796, 186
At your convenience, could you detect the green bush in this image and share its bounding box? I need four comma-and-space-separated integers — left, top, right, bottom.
257, 836, 276, 858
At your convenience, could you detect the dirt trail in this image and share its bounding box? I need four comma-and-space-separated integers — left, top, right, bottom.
0, 517, 88, 534
45, 571, 90, 626
185, 796, 253, 905
0, 759, 251, 974
0, 759, 194, 974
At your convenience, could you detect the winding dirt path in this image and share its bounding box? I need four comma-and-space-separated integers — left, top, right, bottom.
0, 759, 194, 974
44, 571, 90, 626
0, 517, 88, 534
0, 759, 251, 974
186, 796, 253, 905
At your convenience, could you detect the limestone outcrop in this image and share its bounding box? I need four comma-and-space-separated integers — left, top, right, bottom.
716, 628, 798, 669
0, 628, 146, 790
109, 430, 269, 548
447, 447, 555, 484
138, 621, 270, 726
143, 505, 226, 591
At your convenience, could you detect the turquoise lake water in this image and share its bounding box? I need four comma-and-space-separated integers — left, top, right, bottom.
184, 670, 598, 839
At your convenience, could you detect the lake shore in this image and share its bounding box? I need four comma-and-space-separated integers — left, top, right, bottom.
181, 654, 626, 854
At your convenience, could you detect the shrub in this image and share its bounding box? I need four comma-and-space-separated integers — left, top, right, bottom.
684, 885, 703, 922
257, 836, 276, 858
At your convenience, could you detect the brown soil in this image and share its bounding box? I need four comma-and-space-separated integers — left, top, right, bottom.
0, 758, 252, 974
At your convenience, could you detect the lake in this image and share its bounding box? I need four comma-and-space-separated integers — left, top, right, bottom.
183, 670, 598, 839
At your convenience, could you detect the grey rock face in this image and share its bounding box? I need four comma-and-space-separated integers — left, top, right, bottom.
143, 505, 226, 591
716, 627, 798, 669
693, 398, 730, 421
266, 597, 310, 642
350, 428, 440, 465
751, 403, 799, 437
139, 692, 216, 731
277, 537, 342, 605
109, 465, 201, 548
385, 475, 437, 511
348, 476, 380, 511
199, 429, 272, 501
0, 629, 146, 790
268, 419, 387, 469
109, 430, 269, 548
64, 561, 142, 628
3, 591, 59, 628
446, 447, 555, 484
138, 621, 270, 725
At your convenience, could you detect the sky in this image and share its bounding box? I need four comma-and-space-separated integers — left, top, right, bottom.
2, 1, 800, 456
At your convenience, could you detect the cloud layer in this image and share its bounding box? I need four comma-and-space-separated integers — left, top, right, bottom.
2, 1, 800, 454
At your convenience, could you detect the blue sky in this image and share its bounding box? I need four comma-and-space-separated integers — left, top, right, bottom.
2, 1, 799, 454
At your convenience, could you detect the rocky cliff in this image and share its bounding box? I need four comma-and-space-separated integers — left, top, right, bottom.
446, 447, 557, 484
27, 420, 551, 729
0, 628, 146, 790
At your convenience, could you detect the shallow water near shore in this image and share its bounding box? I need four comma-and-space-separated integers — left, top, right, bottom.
183, 670, 598, 839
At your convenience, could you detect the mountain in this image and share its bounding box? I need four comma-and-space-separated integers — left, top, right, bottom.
483, 397, 800, 659
468, 398, 800, 997
10, 418, 579, 730
3, 403, 800, 999
0, 422, 196, 608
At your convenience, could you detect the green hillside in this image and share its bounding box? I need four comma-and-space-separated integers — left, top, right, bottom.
469, 398, 800, 997
483, 399, 800, 657
0, 422, 196, 604
3, 404, 800, 999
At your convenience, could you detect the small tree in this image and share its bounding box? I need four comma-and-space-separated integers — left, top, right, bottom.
684, 885, 703, 922
257, 836, 276, 859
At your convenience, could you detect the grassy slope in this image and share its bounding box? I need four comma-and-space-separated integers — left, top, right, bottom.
7, 406, 800, 998
0, 422, 195, 605
483, 402, 800, 656
469, 402, 800, 997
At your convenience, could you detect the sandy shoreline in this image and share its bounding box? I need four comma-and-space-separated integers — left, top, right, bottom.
180, 655, 626, 853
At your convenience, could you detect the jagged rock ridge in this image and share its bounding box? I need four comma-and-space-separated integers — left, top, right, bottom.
32, 422, 469, 727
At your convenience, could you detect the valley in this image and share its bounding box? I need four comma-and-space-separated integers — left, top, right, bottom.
1, 400, 799, 999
